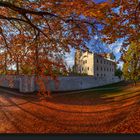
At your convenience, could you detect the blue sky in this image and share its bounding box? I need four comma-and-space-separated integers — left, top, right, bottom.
94, 0, 107, 3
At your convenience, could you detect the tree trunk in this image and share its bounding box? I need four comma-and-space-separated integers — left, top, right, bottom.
133, 80, 136, 86
35, 45, 39, 76
4, 53, 7, 74
16, 58, 19, 75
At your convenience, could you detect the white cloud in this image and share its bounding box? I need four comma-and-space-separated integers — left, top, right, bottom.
117, 61, 124, 69
114, 45, 121, 54
108, 41, 122, 54
94, 35, 98, 40
65, 55, 74, 67
65, 49, 75, 67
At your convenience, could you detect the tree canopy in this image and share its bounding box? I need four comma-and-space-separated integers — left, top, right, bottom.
0, 0, 110, 76
101, 0, 140, 48
115, 67, 123, 79
122, 41, 140, 84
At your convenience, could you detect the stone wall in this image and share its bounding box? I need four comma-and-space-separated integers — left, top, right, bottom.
0, 75, 122, 93
35, 76, 122, 92
0, 75, 20, 89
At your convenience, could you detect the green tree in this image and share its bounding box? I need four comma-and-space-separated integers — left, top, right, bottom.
115, 68, 123, 79
122, 42, 140, 85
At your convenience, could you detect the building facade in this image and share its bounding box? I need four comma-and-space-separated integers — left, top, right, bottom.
75, 50, 116, 78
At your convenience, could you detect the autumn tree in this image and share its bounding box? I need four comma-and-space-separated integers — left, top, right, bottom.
100, 0, 140, 85
122, 42, 140, 85
0, 1, 109, 69
100, 0, 140, 60
0, 0, 111, 94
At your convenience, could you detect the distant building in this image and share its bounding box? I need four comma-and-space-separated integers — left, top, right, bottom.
74, 50, 116, 78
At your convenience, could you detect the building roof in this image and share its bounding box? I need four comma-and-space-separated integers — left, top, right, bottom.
75, 49, 116, 63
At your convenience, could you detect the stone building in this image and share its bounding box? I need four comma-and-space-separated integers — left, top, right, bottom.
75, 50, 116, 78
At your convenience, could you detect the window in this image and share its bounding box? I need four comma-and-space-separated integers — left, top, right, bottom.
101, 74, 102, 77
101, 60, 102, 64
97, 67, 98, 70
110, 68, 111, 71
97, 73, 99, 77
87, 67, 89, 70
101, 67, 102, 71
97, 59, 98, 63
83, 60, 87, 64
104, 61, 105, 64
107, 68, 108, 71
104, 74, 106, 76
104, 68, 105, 71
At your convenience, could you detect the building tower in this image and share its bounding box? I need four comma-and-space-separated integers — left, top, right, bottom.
74, 49, 82, 73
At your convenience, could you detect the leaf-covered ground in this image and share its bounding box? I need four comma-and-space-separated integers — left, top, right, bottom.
0, 81, 139, 133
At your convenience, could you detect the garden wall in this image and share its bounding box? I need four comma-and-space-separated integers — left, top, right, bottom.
0, 75, 122, 93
